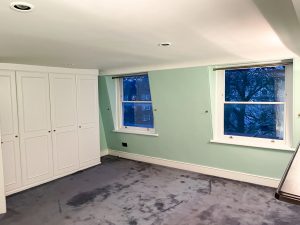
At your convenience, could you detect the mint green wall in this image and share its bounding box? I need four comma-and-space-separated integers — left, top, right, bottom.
99, 115, 107, 150
99, 79, 108, 150
99, 62, 300, 179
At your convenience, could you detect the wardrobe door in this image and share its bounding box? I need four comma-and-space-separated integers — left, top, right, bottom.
77, 75, 100, 169
50, 74, 79, 176
0, 135, 6, 214
0, 70, 22, 193
16, 71, 53, 185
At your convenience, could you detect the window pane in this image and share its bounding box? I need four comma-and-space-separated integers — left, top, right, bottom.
123, 75, 152, 101
123, 102, 154, 128
224, 104, 284, 140
225, 66, 285, 102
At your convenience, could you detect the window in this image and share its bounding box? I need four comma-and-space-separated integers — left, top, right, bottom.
116, 73, 155, 134
214, 64, 292, 149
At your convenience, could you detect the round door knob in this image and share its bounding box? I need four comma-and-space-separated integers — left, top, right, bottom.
48, 131, 51, 133
79, 125, 81, 128
15, 135, 18, 138
53, 130, 56, 132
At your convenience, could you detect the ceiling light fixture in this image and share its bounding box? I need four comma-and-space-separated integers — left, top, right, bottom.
158, 42, 172, 47
10, 2, 34, 12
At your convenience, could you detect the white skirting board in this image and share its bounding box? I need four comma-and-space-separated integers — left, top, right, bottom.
108, 149, 280, 188
100, 149, 109, 157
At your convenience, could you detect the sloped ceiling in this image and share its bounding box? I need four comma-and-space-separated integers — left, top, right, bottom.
0, 0, 299, 74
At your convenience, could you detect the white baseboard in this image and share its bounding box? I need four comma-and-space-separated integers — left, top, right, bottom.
109, 149, 280, 188
100, 149, 109, 157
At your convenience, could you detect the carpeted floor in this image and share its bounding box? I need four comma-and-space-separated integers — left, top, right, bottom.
0, 156, 299, 225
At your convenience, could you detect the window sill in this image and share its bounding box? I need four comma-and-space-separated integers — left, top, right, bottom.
112, 129, 159, 137
210, 139, 295, 151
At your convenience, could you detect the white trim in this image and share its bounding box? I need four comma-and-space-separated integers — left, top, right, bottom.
224, 102, 285, 105
115, 75, 156, 133
213, 64, 293, 148
285, 65, 293, 147
116, 77, 126, 130
122, 101, 152, 103
0, 63, 98, 75
114, 78, 120, 130
108, 149, 280, 188
113, 129, 158, 136
100, 149, 109, 157
210, 139, 295, 151
118, 126, 156, 133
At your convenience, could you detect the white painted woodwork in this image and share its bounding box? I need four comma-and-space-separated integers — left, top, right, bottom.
0, 132, 6, 214
77, 75, 100, 168
0, 70, 22, 192
109, 149, 280, 188
50, 74, 79, 176
16, 71, 54, 186
0, 64, 99, 198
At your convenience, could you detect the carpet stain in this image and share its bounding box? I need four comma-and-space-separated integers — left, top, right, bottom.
198, 205, 216, 220
67, 185, 111, 207
128, 218, 138, 225
64, 215, 71, 220
161, 200, 183, 212
154, 202, 164, 211
67, 179, 141, 207
3, 156, 300, 225
57, 200, 62, 214
221, 216, 240, 225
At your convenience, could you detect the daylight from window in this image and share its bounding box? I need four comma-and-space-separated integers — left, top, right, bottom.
224, 66, 285, 140
122, 75, 154, 128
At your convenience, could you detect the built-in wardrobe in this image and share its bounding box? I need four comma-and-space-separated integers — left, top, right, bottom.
0, 64, 100, 196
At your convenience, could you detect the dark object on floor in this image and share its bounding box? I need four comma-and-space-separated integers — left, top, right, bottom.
276, 143, 300, 205
1, 156, 300, 225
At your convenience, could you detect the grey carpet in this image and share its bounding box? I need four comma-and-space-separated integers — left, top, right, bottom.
0, 156, 300, 225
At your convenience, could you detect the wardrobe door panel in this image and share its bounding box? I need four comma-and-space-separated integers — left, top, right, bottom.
77, 77, 98, 125
17, 71, 53, 185
54, 129, 78, 172
21, 76, 49, 132
2, 140, 20, 191
0, 136, 6, 214
0, 73, 15, 136
0, 70, 22, 193
77, 76, 100, 168
78, 126, 99, 166
23, 135, 51, 179
50, 74, 79, 176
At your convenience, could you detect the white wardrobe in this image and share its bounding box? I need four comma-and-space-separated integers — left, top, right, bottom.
0, 64, 100, 196
0, 132, 6, 214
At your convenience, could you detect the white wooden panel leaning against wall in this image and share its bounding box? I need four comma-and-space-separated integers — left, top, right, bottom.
0, 64, 100, 196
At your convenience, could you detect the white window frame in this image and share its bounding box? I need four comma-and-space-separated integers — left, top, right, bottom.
114, 76, 156, 136
213, 64, 293, 150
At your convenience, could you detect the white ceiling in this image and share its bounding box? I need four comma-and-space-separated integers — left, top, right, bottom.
0, 0, 299, 74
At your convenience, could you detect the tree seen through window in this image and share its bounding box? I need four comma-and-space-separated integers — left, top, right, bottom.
224, 66, 285, 140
